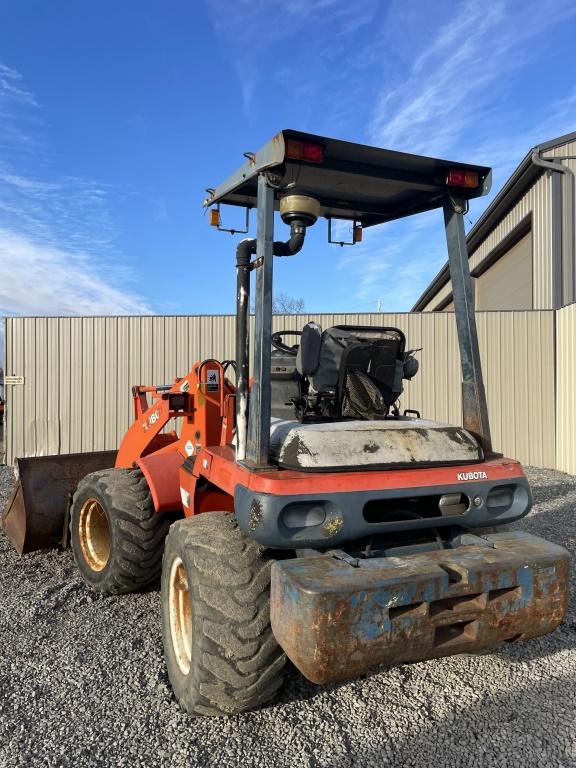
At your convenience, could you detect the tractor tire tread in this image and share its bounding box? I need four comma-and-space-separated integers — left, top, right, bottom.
162, 512, 285, 716
71, 468, 171, 594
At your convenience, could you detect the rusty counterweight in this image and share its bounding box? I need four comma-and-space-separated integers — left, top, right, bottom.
271, 531, 569, 684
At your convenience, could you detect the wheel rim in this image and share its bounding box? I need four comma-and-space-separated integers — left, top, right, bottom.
78, 498, 111, 572
168, 556, 192, 675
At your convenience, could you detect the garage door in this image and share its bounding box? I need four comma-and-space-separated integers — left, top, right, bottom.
475, 231, 533, 310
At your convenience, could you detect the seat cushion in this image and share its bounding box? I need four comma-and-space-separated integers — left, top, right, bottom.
269, 417, 482, 471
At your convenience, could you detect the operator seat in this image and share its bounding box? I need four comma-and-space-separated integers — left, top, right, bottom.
296, 323, 415, 420
268, 322, 479, 471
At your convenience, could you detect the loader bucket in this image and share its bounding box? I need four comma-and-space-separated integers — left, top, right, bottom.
1, 451, 117, 554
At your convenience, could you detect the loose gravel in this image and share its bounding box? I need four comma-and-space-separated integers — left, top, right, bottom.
0, 464, 575, 768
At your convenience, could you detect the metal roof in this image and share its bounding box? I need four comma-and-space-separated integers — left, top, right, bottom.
411, 129, 576, 311
204, 129, 491, 228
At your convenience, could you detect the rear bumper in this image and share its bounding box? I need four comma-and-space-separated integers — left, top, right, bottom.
235, 470, 532, 549
270, 531, 569, 684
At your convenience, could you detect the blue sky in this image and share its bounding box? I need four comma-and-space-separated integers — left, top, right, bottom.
1, 0, 576, 331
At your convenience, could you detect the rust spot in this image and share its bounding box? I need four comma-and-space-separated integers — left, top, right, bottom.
249, 499, 263, 531
323, 516, 343, 537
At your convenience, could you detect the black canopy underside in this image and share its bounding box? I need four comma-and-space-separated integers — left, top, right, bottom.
205, 129, 492, 228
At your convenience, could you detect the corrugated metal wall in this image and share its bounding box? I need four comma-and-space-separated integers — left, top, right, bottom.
420, 138, 576, 314
421, 172, 552, 310
556, 302, 576, 475
543, 141, 576, 308
4, 310, 557, 469
474, 174, 552, 309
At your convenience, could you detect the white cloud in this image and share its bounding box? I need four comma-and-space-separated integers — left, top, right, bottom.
0, 228, 151, 317
0, 60, 43, 157
336, 211, 446, 311
204, 0, 576, 312
465, 88, 576, 182
0, 58, 153, 353
0, 161, 118, 252
0, 62, 37, 107
341, 97, 576, 311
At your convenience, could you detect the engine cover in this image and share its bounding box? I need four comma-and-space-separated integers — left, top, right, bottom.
269, 416, 482, 471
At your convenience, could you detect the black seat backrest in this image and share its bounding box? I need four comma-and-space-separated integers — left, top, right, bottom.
337, 338, 405, 419
297, 324, 406, 418
296, 322, 322, 377
339, 338, 403, 404
311, 326, 404, 388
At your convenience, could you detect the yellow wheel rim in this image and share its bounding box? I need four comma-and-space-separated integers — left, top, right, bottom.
168, 556, 192, 675
78, 498, 111, 572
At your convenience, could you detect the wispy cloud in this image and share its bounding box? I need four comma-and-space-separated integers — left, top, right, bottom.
341, 82, 576, 311
0, 163, 118, 252
345, 75, 576, 312
0, 61, 41, 151
0, 58, 152, 349
0, 62, 37, 107
336, 211, 446, 311
205, 0, 378, 118
0, 228, 150, 317
368, 0, 576, 159
343, 0, 576, 311
204, 0, 576, 312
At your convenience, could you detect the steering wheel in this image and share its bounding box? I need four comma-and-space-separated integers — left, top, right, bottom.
271, 330, 302, 356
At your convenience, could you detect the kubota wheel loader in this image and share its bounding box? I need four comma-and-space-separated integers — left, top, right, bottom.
2, 130, 569, 716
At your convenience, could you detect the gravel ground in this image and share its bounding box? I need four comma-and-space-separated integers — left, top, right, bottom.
0, 465, 575, 768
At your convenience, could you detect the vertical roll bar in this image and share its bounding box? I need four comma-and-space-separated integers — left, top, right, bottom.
245, 174, 275, 466
443, 198, 492, 452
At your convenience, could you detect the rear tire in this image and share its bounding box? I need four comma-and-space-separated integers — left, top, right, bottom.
70, 468, 170, 594
161, 512, 285, 716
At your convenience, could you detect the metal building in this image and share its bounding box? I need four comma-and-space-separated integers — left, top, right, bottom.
412, 130, 576, 312
2, 310, 563, 472
4, 131, 576, 475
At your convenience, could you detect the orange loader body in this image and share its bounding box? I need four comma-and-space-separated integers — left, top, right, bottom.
118, 360, 529, 526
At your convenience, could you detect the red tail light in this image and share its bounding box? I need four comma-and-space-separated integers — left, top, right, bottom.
302, 142, 324, 163
446, 169, 479, 188
285, 139, 324, 163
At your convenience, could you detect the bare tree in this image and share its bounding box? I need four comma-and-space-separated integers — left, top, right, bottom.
272, 292, 305, 314
251, 293, 305, 314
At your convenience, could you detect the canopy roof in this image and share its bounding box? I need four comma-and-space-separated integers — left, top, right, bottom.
204, 129, 492, 228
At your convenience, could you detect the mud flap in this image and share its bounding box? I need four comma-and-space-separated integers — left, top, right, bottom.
271, 531, 570, 684
1, 451, 117, 554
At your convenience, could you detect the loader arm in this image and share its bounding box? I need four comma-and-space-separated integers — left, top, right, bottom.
116, 363, 235, 470
115, 385, 181, 467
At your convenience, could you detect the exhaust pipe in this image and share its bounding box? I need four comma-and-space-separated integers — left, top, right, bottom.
234, 195, 319, 461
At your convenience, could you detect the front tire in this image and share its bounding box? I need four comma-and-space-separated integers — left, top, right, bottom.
161, 513, 285, 716
70, 468, 170, 594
